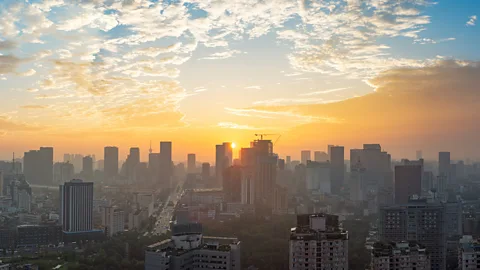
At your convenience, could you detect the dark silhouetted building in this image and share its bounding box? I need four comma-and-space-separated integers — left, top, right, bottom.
82, 156, 93, 180
60, 179, 94, 232
187, 153, 196, 173
394, 165, 422, 204
439, 151, 450, 179
201, 162, 210, 182
104, 146, 119, 182
300, 150, 311, 165
126, 147, 140, 184
160, 141, 172, 187
23, 147, 53, 185
223, 166, 242, 203
215, 142, 232, 187
329, 146, 344, 194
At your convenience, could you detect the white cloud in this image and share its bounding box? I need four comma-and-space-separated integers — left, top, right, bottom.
245, 85, 262, 90
300, 87, 351, 96
466, 15, 477, 26
199, 50, 242, 60
217, 122, 259, 130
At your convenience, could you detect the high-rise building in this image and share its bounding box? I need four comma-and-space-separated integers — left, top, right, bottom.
72, 154, 83, 174
349, 159, 366, 201
101, 206, 125, 237
23, 147, 53, 186
300, 150, 311, 165
215, 142, 233, 187
371, 241, 430, 270
53, 162, 74, 184
0, 171, 3, 198
289, 213, 348, 270
104, 146, 119, 183
379, 199, 446, 270
329, 146, 344, 194
59, 179, 94, 232
160, 142, 172, 187
223, 166, 242, 203
438, 151, 451, 179
445, 193, 462, 238
458, 235, 480, 270
82, 156, 93, 180
148, 153, 160, 184
241, 169, 255, 205
306, 161, 331, 194
314, 151, 329, 162
187, 153, 196, 173
145, 223, 241, 270
201, 162, 210, 182
126, 147, 140, 184
394, 165, 422, 204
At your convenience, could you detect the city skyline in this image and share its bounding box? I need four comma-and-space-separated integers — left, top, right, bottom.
1, 0, 479, 160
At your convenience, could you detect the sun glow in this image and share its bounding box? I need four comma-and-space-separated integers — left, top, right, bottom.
231, 142, 236, 149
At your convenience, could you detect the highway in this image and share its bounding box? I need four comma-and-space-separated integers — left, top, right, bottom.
153, 180, 184, 235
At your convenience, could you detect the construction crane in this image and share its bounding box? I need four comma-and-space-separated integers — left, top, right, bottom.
254, 133, 282, 145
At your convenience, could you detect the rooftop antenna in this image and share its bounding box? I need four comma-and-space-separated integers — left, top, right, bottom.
149, 140, 153, 154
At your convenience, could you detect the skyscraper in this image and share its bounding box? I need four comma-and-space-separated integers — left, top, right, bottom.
438, 151, 450, 178
126, 147, 140, 184
104, 146, 119, 183
201, 162, 210, 182
223, 165, 242, 203
23, 147, 53, 186
148, 153, 160, 184
306, 161, 331, 194
289, 213, 348, 270
82, 156, 93, 180
160, 141, 172, 187
53, 162, 74, 184
187, 153, 196, 173
379, 199, 446, 270
300, 150, 311, 165
60, 179, 94, 232
394, 165, 422, 204
215, 142, 232, 187
329, 146, 344, 194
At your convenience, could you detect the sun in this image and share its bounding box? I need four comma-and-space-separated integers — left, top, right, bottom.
231, 142, 236, 149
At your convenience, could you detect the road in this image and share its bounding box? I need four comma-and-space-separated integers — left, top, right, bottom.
153, 181, 184, 235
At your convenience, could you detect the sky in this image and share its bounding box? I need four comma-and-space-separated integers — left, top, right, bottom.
0, 0, 479, 162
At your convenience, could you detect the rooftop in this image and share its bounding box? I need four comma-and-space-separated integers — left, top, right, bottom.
372, 241, 427, 257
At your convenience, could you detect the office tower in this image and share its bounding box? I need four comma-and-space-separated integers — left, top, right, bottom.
160, 141, 172, 187
350, 144, 393, 203
240, 147, 255, 167
278, 158, 285, 170
72, 154, 83, 174
289, 213, 348, 270
59, 179, 94, 232
101, 206, 125, 237
300, 150, 311, 165
17, 188, 32, 212
438, 151, 450, 178
187, 153, 196, 173
445, 193, 462, 237
23, 147, 53, 186
82, 156, 93, 180
457, 161, 465, 180
241, 169, 255, 205
305, 161, 331, 194
273, 184, 288, 214
63, 154, 71, 163
223, 166, 242, 203
394, 165, 422, 204
126, 147, 140, 184
97, 159, 104, 171
53, 162, 74, 184
201, 162, 210, 181
286, 155, 291, 169
379, 199, 446, 270
135, 162, 149, 184
458, 235, 480, 270
148, 153, 160, 183
145, 223, 241, 270
104, 146, 119, 183
0, 171, 3, 197
314, 151, 328, 162
329, 146, 345, 195
371, 241, 430, 270
349, 159, 365, 201
215, 142, 233, 187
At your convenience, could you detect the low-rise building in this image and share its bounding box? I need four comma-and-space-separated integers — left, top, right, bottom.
145, 223, 240, 270
371, 241, 430, 270
16, 224, 63, 248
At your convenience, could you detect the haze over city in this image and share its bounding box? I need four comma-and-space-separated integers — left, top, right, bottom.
1, 0, 479, 161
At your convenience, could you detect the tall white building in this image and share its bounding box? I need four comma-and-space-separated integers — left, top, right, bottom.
101, 206, 125, 236
289, 213, 348, 270
306, 161, 331, 194
59, 179, 94, 232
371, 241, 430, 270
458, 235, 480, 270
17, 189, 31, 213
